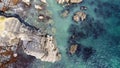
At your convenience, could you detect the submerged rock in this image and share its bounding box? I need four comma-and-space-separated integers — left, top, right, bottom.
0, 16, 61, 64
35, 5, 43, 10
80, 6, 87, 10
73, 11, 86, 22
69, 44, 78, 54
61, 10, 69, 17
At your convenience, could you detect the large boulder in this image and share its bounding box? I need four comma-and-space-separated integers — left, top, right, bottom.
0, 16, 61, 64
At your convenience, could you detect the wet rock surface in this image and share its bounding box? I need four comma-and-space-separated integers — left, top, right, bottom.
61, 10, 69, 17
0, 15, 61, 67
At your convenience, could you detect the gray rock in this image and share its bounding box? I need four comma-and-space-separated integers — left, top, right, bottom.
0, 16, 61, 63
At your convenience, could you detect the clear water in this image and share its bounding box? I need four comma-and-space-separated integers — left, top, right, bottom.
30, 0, 120, 68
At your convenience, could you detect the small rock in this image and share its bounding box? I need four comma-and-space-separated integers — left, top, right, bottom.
41, 0, 47, 4
80, 6, 87, 10
35, 5, 43, 10
22, 0, 30, 6
73, 11, 86, 22
13, 53, 17, 57
61, 10, 69, 17
1, 6, 9, 12
57, 0, 82, 4
11, 0, 19, 5
39, 15, 44, 20
73, 15, 80, 22
56, 0, 65, 4
69, 44, 78, 54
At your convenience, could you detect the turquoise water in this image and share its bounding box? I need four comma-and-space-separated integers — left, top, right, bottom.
1, 0, 120, 68
41, 0, 120, 68
17, 0, 120, 68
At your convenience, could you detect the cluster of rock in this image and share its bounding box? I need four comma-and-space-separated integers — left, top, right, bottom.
73, 11, 86, 22
56, 0, 87, 22
57, 0, 83, 4
0, 16, 61, 66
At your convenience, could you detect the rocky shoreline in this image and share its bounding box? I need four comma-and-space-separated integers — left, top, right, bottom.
0, 0, 61, 67
0, 14, 61, 67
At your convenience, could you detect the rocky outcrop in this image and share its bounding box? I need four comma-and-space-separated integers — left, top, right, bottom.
73, 11, 86, 22
0, 16, 61, 64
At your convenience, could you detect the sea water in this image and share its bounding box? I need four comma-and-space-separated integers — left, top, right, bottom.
30, 0, 120, 68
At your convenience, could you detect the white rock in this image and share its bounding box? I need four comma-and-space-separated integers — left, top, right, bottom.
13, 53, 17, 57
35, 5, 43, 10
41, 0, 47, 3
39, 15, 44, 20
22, 0, 30, 6
70, 0, 82, 3
57, 0, 82, 4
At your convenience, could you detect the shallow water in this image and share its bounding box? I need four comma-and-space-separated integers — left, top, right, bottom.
28, 0, 120, 68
